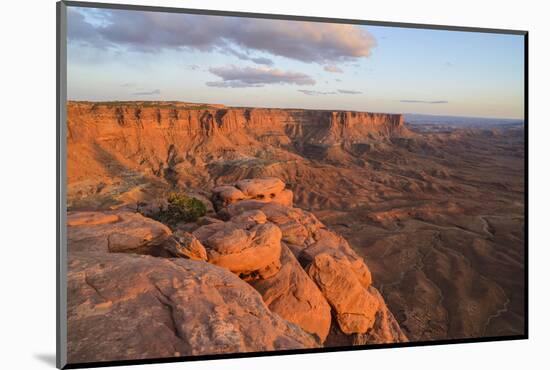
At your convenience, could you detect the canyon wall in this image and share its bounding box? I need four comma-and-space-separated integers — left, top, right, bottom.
67, 101, 409, 192
68, 102, 406, 145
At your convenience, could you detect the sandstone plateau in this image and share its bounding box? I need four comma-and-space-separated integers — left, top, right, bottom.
67, 101, 525, 362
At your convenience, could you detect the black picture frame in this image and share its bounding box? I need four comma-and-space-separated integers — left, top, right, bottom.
56, 1, 529, 368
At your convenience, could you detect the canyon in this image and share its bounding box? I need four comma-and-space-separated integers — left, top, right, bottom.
66, 101, 525, 362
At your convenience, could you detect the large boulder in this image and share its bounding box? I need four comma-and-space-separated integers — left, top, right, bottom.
197, 221, 283, 281
325, 287, 408, 346
301, 229, 372, 288
307, 253, 379, 335
251, 244, 332, 343
223, 202, 324, 254
260, 203, 323, 248
354, 287, 409, 344
68, 211, 172, 255
67, 252, 319, 363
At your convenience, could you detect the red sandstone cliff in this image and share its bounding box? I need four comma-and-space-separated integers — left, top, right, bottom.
67, 101, 410, 194
68, 102, 407, 144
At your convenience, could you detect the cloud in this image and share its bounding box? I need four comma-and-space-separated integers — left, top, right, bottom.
67, 8, 107, 48
68, 8, 376, 64
297, 89, 363, 96
297, 89, 337, 96
337, 89, 362, 94
206, 81, 262, 88
223, 47, 274, 66
234, 21, 376, 63
324, 65, 343, 73
400, 99, 448, 104
250, 57, 274, 65
133, 89, 161, 96
207, 65, 315, 88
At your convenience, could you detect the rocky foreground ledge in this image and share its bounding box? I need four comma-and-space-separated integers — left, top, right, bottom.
67, 178, 407, 363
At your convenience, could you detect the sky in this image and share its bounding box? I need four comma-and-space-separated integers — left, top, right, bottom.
66, 6, 525, 119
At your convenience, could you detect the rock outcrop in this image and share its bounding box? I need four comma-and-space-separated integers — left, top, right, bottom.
195, 178, 407, 344
68, 211, 172, 255
66, 177, 407, 363
213, 177, 293, 210
354, 287, 409, 344
307, 253, 379, 334
251, 244, 332, 342
200, 222, 283, 280
67, 252, 318, 363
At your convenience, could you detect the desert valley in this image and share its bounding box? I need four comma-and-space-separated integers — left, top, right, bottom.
65, 101, 524, 363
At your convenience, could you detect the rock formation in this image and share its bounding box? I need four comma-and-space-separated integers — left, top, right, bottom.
251, 244, 332, 342
68, 211, 172, 255
66, 101, 526, 345
66, 177, 407, 362
198, 178, 406, 343
213, 177, 293, 209
200, 222, 283, 280
67, 252, 318, 363
66, 102, 410, 208
307, 253, 379, 334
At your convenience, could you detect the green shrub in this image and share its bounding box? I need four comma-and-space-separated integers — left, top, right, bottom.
153, 193, 207, 226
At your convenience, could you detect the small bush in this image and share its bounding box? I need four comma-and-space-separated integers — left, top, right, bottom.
153, 193, 207, 226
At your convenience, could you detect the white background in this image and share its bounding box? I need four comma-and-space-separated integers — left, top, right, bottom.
0, 0, 547, 368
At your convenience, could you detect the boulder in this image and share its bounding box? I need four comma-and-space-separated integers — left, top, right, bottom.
307, 253, 379, 334
353, 287, 409, 344
325, 286, 408, 346
301, 229, 372, 288
202, 223, 283, 280
68, 211, 172, 255
251, 244, 332, 343
223, 202, 324, 253
213, 178, 290, 211
261, 204, 324, 243
67, 252, 318, 363
212, 185, 246, 208
235, 177, 285, 198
